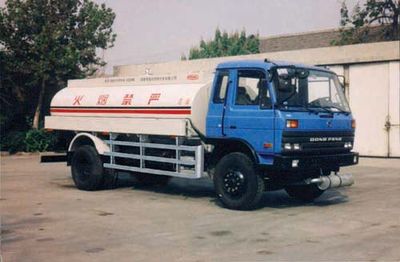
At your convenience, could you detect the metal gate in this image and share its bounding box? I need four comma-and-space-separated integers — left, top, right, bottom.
348, 61, 400, 157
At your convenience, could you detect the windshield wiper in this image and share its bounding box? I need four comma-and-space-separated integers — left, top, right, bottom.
308, 105, 333, 114
278, 104, 321, 114
304, 105, 322, 114
321, 105, 350, 115
277, 104, 306, 112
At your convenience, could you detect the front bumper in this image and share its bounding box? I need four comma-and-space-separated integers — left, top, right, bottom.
272, 152, 359, 171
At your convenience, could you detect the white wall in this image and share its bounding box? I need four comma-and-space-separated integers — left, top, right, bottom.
388, 61, 400, 157
349, 63, 390, 156
114, 41, 399, 76
324, 62, 400, 157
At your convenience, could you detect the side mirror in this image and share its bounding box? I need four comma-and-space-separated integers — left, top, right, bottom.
276, 68, 295, 80
277, 78, 295, 93
296, 69, 309, 79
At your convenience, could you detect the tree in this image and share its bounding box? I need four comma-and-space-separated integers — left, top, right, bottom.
333, 0, 400, 45
185, 28, 260, 60
0, 0, 116, 129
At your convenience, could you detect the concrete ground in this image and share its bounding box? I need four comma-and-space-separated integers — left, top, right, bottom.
0, 155, 399, 262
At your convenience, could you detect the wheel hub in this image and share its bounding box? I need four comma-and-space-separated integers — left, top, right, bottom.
223, 171, 245, 196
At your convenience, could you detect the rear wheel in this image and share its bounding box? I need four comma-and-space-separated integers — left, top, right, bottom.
285, 184, 325, 202
71, 145, 105, 191
214, 152, 264, 210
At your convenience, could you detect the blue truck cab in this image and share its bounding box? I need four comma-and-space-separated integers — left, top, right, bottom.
205, 60, 358, 209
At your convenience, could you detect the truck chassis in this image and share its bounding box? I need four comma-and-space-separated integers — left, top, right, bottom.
103, 133, 205, 179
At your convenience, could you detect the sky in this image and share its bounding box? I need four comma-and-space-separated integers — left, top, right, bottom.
96, 0, 362, 72
1, 0, 363, 72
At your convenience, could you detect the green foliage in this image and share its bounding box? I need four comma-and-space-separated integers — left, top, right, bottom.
0, 0, 117, 131
24, 129, 56, 152
0, 129, 57, 153
333, 0, 400, 45
186, 28, 260, 60
1, 131, 26, 153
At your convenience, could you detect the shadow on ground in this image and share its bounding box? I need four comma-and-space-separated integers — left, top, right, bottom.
118, 173, 215, 199
107, 172, 349, 209
52, 172, 349, 210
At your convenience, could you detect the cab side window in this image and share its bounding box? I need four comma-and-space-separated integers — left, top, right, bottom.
213, 71, 229, 103
236, 70, 269, 106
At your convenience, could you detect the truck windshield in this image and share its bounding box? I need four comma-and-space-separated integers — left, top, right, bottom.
274, 67, 350, 113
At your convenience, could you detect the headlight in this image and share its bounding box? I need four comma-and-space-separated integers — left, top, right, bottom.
344, 142, 353, 148
283, 143, 301, 150
284, 143, 292, 150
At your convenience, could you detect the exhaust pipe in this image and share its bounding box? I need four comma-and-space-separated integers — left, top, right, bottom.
309, 173, 354, 190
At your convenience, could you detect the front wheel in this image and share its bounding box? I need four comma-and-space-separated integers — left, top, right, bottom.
214, 152, 265, 210
285, 184, 325, 202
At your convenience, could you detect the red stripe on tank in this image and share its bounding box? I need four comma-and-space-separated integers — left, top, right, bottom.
50, 108, 191, 115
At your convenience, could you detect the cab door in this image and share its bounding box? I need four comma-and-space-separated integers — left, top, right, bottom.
206, 69, 233, 137
223, 69, 275, 155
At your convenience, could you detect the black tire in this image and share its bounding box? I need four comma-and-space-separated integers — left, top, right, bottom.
214, 152, 265, 210
102, 169, 118, 189
71, 145, 105, 191
285, 184, 325, 202
134, 174, 171, 187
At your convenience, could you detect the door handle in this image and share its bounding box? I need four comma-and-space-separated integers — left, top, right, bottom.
229, 125, 237, 129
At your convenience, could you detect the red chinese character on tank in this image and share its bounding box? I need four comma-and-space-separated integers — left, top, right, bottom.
73, 95, 84, 105
121, 94, 134, 105
97, 95, 109, 105
148, 93, 161, 105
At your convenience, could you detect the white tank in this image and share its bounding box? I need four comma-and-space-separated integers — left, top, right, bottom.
47, 73, 212, 136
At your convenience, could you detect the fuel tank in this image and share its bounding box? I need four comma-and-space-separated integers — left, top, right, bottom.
47, 73, 211, 136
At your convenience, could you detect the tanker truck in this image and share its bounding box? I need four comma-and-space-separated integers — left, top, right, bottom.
44, 59, 359, 210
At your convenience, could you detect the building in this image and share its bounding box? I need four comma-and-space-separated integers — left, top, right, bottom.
259, 26, 391, 53
113, 31, 400, 158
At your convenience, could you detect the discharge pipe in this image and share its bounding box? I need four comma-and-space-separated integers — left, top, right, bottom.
309, 173, 354, 190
